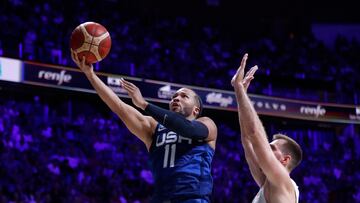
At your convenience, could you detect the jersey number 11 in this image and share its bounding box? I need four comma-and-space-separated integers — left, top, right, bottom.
163, 144, 176, 168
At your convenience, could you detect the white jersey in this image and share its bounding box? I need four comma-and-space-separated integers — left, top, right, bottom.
252, 179, 299, 203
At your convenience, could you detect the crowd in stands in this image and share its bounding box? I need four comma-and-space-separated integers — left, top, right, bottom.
0, 0, 359, 104
0, 93, 359, 202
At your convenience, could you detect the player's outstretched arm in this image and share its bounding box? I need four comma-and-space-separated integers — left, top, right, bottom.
232, 53, 291, 187
121, 78, 217, 147
71, 50, 156, 149
232, 54, 265, 186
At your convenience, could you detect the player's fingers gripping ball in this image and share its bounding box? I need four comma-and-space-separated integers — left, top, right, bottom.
70, 22, 111, 64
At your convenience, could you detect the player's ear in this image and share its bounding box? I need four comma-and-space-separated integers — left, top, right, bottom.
281, 155, 291, 166
194, 106, 200, 118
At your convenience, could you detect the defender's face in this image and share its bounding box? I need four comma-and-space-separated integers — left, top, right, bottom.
169, 88, 197, 117
270, 139, 291, 168
270, 139, 286, 162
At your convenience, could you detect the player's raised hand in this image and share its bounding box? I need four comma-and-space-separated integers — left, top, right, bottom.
71, 49, 93, 75
120, 78, 148, 110
231, 53, 248, 88
231, 53, 258, 92
243, 65, 258, 93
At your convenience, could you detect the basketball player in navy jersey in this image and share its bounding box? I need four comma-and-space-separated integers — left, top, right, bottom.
232, 53, 302, 203
71, 50, 217, 203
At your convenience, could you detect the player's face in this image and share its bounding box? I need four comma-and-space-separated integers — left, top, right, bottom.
270, 139, 288, 166
170, 88, 198, 117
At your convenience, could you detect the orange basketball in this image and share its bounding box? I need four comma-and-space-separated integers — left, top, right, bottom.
70, 22, 111, 64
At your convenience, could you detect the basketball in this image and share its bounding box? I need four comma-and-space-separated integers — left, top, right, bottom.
70, 22, 111, 64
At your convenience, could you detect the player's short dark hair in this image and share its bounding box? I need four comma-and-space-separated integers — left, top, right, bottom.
273, 134, 303, 171
194, 93, 203, 118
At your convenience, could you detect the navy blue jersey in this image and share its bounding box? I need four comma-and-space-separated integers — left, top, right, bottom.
149, 123, 215, 202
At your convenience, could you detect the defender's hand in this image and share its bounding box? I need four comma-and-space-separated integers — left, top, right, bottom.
231, 53, 258, 92
243, 65, 258, 92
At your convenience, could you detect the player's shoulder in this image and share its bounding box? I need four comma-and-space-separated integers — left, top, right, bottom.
196, 116, 218, 141
197, 116, 217, 127
273, 177, 298, 203
196, 116, 215, 123
268, 173, 294, 192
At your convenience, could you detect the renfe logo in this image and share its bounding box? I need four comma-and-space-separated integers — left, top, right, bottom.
300, 105, 326, 117
38, 70, 72, 85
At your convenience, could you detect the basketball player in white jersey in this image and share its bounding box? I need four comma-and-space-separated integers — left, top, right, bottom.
231, 53, 303, 203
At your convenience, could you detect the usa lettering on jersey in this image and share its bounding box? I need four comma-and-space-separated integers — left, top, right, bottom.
156, 125, 192, 168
